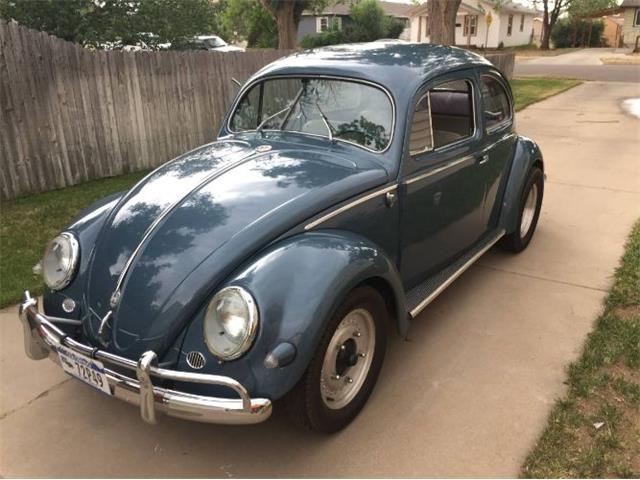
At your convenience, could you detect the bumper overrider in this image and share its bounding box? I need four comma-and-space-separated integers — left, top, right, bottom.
18, 291, 272, 425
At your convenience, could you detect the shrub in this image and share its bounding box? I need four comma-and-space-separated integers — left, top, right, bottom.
551, 17, 605, 48
300, 26, 346, 48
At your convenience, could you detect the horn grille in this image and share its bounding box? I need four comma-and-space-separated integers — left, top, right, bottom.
185, 351, 206, 370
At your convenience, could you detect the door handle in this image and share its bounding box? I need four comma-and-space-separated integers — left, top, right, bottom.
478, 154, 489, 165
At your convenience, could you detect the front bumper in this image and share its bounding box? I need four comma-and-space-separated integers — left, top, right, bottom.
18, 291, 272, 425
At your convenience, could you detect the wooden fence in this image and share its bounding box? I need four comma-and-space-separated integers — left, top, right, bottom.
0, 22, 514, 200
0, 22, 293, 200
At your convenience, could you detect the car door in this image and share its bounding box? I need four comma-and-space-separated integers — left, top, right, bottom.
399, 71, 486, 288
476, 70, 517, 230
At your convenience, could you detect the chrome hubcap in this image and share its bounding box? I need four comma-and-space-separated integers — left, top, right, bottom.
320, 308, 375, 410
520, 183, 538, 238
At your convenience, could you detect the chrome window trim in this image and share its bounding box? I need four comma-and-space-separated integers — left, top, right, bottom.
226, 74, 397, 155
411, 78, 477, 157
480, 73, 514, 134
404, 155, 474, 186
304, 184, 397, 231
408, 91, 434, 156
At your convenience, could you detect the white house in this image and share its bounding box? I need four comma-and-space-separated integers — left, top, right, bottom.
408, 0, 538, 49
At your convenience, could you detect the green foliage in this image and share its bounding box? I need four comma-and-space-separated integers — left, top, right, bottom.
299, 23, 345, 49
551, 17, 606, 48
221, 0, 277, 48
300, 0, 404, 49
568, 0, 618, 18
0, 0, 225, 49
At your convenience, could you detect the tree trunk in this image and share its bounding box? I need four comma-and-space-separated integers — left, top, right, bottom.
428, 0, 462, 46
260, 0, 300, 49
540, 7, 551, 49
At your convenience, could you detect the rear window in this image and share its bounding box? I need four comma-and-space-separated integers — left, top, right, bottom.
480, 75, 512, 130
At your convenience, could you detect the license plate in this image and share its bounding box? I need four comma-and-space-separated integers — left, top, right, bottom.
57, 345, 111, 395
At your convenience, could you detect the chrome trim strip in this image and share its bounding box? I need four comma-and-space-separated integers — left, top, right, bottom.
226, 74, 396, 155
409, 230, 505, 318
18, 291, 272, 425
404, 155, 474, 186
110, 147, 258, 307
304, 184, 397, 231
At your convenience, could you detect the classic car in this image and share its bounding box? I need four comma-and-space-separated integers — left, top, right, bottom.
19, 42, 544, 433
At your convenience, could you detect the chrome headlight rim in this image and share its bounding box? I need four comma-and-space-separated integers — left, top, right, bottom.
203, 286, 259, 361
42, 232, 80, 291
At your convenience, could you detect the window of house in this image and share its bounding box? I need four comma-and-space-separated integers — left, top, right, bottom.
480, 75, 512, 131
463, 15, 478, 36
507, 14, 513, 36
520, 14, 525, 32
409, 79, 475, 155
635, 8, 640, 26
317, 16, 341, 33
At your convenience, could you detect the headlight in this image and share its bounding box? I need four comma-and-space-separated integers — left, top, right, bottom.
204, 286, 258, 360
42, 232, 80, 291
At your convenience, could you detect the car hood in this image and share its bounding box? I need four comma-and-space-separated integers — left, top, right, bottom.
83, 138, 388, 357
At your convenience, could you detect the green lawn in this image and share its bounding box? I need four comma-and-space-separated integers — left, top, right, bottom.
0, 77, 582, 309
0, 171, 149, 307
511, 78, 582, 111
522, 221, 640, 478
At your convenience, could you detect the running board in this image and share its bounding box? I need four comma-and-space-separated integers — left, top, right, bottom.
406, 229, 505, 318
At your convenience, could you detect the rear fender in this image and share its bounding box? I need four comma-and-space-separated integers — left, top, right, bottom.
499, 135, 544, 234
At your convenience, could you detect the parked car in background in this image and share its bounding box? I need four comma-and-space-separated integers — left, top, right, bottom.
20, 42, 544, 433
172, 35, 245, 52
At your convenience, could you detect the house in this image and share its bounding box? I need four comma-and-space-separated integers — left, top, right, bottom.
408, 0, 538, 49
297, 1, 414, 43
620, 0, 640, 49
602, 15, 624, 48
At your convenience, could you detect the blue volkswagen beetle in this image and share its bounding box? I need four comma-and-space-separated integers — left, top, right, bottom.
19, 43, 544, 433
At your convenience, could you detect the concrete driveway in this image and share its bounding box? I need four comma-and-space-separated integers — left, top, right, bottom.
515, 48, 640, 82
1, 82, 639, 478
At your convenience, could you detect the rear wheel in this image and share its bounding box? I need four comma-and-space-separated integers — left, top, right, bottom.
283, 286, 387, 433
500, 166, 544, 253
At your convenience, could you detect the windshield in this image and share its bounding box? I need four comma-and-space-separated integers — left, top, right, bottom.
229, 77, 394, 152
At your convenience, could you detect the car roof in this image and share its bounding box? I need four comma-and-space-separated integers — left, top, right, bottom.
253, 42, 495, 99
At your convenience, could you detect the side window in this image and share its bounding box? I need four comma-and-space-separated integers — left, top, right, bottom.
409, 79, 475, 155
480, 75, 512, 130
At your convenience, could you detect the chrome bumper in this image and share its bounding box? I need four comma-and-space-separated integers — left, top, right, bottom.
18, 291, 272, 425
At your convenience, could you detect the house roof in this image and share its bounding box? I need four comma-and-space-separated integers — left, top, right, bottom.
303, 1, 414, 18
408, 0, 538, 17
621, 0, 640, 7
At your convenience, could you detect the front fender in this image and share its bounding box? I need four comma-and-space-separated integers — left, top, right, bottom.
499, 135, 544, 234
177, 230, 406, 400
42, 192, 123, 319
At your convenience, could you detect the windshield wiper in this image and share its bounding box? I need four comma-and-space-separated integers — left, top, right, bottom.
255, 105, 291, 133
315, 102, 335, 142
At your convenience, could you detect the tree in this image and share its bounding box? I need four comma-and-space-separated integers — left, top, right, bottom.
221, 0, 278, 48
533, 0, 574, 50
427, 0, 462, 46
567, 0, 617, 47
258, 0, 328, 49
0, 0, 222, 49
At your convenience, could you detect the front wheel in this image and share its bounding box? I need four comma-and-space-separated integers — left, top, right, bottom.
283, 286, 387, 433
499, 166, 544, 253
